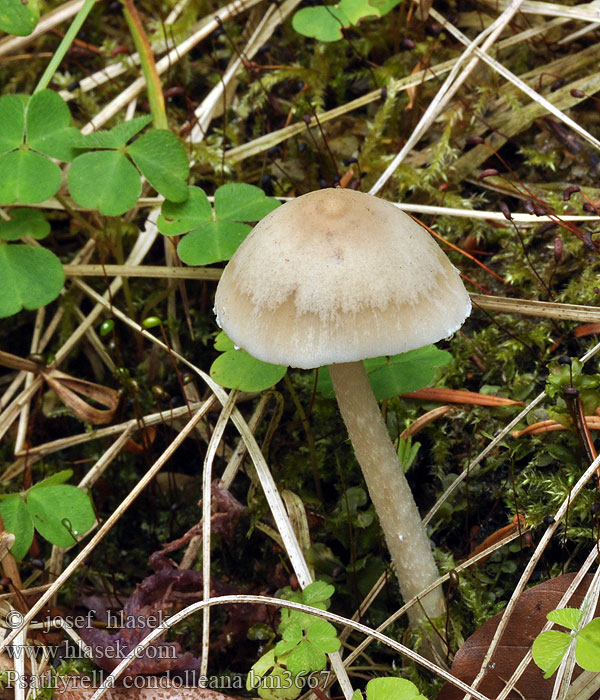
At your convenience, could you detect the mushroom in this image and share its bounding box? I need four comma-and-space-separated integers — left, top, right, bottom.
214, 188, 471, 636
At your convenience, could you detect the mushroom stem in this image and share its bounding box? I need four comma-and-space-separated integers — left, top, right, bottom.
329, 361, 445, 630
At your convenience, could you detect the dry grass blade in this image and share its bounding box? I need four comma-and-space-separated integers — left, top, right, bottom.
201, 390, 238, 677
401, 387, 522, 406
512, 417, 600, 437
471, 295, 600, 323
63, 264, 222, 279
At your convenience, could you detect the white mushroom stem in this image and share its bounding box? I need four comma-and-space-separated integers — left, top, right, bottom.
329, 360, 445, 629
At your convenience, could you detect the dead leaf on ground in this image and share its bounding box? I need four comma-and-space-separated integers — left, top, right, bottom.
57, 685, 250, 699
436, 573, 600, 700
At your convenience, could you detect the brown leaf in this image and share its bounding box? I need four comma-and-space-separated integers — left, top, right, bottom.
436, 574, 600, 700
44, 369, 119, 425
0, 351, 119, 425
57, 683, 250, 699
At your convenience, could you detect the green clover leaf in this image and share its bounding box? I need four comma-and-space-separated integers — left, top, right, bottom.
68, 151, 142, 217
532, 629, 573, 679
0, 90, 82, 204
547, 607, 583, 631
0, 478, 95, 559
359, 677, 428, 700
158, 183, 280, 265
285, 638, 327, 676
292, 0, 403, 42
68, 118, 188, 215
317, 345, 451, 400
576, 618, 600, 671
0, 208, 64, 318
306, 618, 341, 653
0, 497, 33, 560
0, 0, 40, 36
210, 331, 286, 392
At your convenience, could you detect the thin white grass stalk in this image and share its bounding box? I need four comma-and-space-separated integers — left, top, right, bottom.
394, 203, 599, 224
581, 340, 600, 363
86, 595, 492, 700
462, 453, 600, 700
0, 0, 84, 57
486, 0, 600, 22
57, 205, 600, 225
428, 6, 600, 153
66, 279, 354, 699
15, 307, 45, 454
220, 393, 273, 488
566, 671, 600, 700
558, 21, 600, 45
201, 390, 238, 677
190, 5, 278, 141
0, 400, 215, 654
59, 56, 140, 103
369, 0, 525, 196
165, 0, 191, 24
7, 403, 204, 463
81, 0, 264, 133
124, 96, 137, 121
63, 264, 222, 279
471, 295, 600, 323
496, 545, 600, 700
14, 617, 25, 700
0, 214, 156, 445
551, 567, 600, 700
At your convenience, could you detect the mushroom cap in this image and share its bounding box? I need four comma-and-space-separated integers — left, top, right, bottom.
214, 188, 471, 369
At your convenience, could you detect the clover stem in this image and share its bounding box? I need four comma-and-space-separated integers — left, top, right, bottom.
329, 361, 446, 630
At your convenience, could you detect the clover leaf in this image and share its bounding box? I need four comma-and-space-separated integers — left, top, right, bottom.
0, 471, 95, 559
351, 677, 428, 700
0, 0, 40, 36
532, 608, 600, 678
0, 208, 64, 318
210, 331, 286, 392
277, 618, 340, 676
292, 0, 403, 42
0, 90, 82, 204
67, 117, 189, 215
317, 345, 451, 400
247, 649, 302, 700
158, 183, 280, 265
576, 618, 600, 671
273, 585, 340, 677
248, 581, 337, 699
